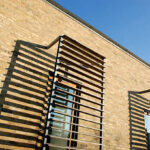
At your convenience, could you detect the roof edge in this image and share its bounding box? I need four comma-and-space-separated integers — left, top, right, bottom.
45, 0, 150, 68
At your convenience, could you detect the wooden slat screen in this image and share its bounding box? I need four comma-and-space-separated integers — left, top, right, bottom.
129, 91, 150, 150
40, 35, 105, 150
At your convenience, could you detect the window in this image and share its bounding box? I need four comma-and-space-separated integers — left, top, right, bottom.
47, 78, 81, 149
144, 112, 150, 150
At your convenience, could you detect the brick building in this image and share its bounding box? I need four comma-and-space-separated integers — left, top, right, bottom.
0, 0, 150, 150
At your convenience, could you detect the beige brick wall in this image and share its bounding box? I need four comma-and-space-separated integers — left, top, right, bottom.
0, 0, 150, 149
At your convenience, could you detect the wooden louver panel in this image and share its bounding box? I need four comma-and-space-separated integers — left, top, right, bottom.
41, 35, 105, 150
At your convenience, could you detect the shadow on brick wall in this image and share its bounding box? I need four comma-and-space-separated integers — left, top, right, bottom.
0, 40, 56, 149
129, 91, 150, 150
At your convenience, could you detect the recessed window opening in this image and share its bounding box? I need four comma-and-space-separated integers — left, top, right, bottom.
144, 112, 150, 150
47, 76, 81, 150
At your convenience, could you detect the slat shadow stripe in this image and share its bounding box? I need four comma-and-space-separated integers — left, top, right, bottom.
4, 101, 42, 113
0, 140, 35, 148
0, 123, 38, 133
11, 74, 46, 89
0, 115, 40, 126
4, 87, 44, 101
19, 47, 55, 64
1, 108, 41, 120
6, 94, 43, 107
0, 131, 36, 140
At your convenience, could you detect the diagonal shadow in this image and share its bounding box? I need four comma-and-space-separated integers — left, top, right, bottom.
0, 40, 57, 150
129, 91, 150, 150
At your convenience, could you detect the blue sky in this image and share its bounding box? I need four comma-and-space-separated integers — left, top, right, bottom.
54, 0, 150, 64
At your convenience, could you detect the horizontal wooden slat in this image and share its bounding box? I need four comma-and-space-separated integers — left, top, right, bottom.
56, 81, 103, 99
130, 103, 146, 111
49, 118, 102, 132
130, 115, 144, 122
48, 134, 102, 145
52, 95, 103, 112
131, 124, 146, 131
58, 62, 103, 84
57, 75, 104, 94
49, 126, 102, 139
130, 99, 149, 109
60, 50, 104, 74
129, 107, 144, 114
130, 95, 149, 105
130, 111, 145, 118
55, 88, 103, 105
131, 142, 147, 147
131, 133, 146, 139
131, 128, 146, 134
61, 41, 104, 68
131, 120, 145, 126
132, 138, 146, 143
54, 102, 103, 118
60, 57, 104, 79
51, 109, 102, 125
62, 40, 104, 64
62, 35, 105, 60
58, 69, 103, 89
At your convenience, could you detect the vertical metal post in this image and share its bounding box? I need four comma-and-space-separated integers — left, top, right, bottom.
42, 36, 62, 150
100, 61, 105, 150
